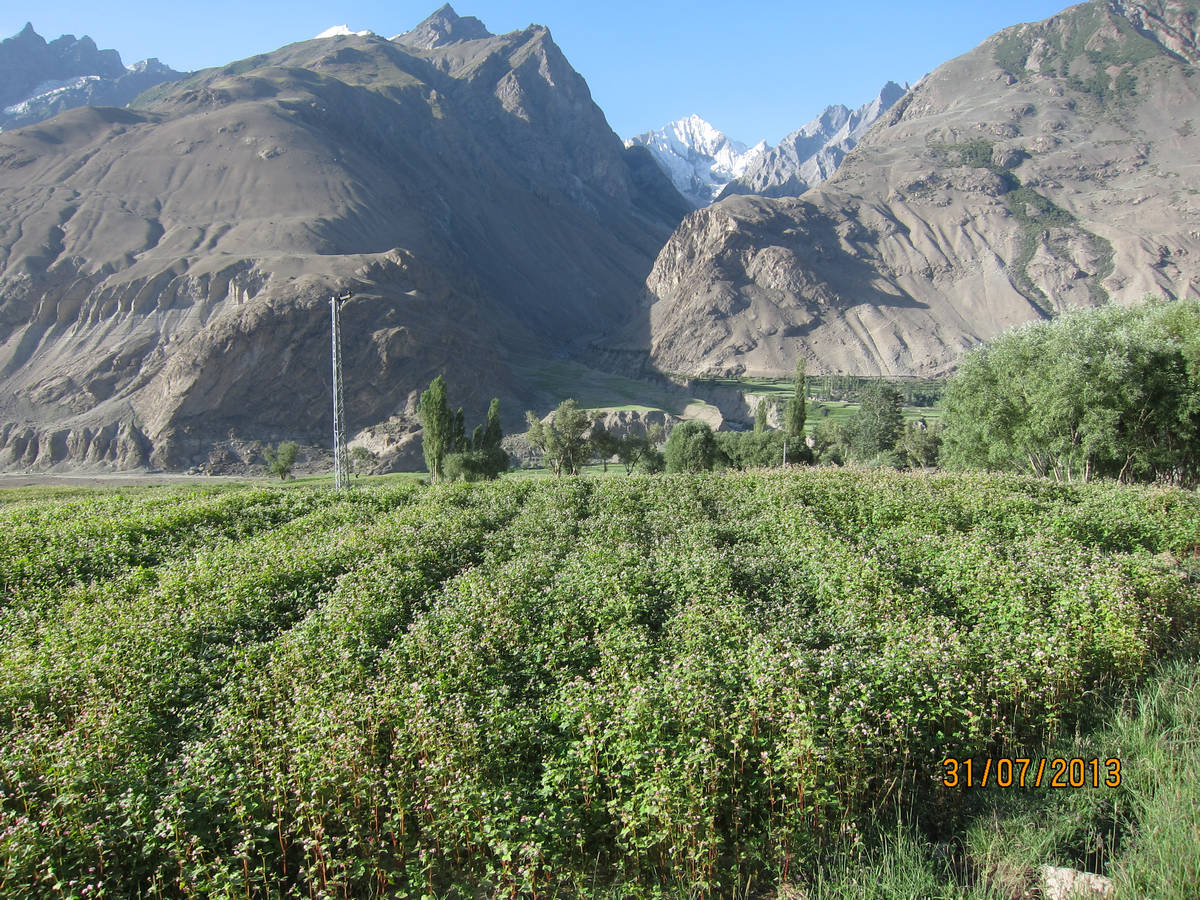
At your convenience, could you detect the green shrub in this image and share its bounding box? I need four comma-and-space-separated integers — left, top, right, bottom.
664, 419, 719, 472
263, 440, 299, 479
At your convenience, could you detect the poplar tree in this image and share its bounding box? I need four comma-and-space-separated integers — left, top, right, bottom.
784, 358, 807, 448
419, 375, 451, 479
481, 398, 503, 451
452, 408, 467, 453
754, 398, 769, 433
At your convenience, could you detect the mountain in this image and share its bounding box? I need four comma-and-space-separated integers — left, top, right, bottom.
627, 84, 907, 210
636, 0, 1200, 378
392, 4, 491, 47
718, 82, 908, 200
0, 23, 183, 131
625, 115, 767, 208
0, 5, 688, 471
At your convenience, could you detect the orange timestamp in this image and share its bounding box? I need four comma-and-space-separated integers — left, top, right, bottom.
941, 757, 1121, 789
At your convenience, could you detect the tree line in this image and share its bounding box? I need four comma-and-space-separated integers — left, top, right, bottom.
415, 299, 1197, 485
417, 359, 941, 480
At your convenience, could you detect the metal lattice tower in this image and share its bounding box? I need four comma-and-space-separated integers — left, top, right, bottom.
330, 291, 352, 489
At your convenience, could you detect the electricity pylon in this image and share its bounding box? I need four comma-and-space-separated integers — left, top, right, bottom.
330, 290, 352, 489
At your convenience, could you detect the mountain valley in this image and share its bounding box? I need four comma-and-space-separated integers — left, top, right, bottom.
1, 1, 1199, 471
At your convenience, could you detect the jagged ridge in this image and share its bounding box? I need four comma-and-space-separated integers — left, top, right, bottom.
0, 23, 183, 131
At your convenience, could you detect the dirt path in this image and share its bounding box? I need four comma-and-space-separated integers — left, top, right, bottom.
0, 473, 252, 489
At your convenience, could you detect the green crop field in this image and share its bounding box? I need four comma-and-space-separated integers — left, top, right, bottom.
0, 471, 1197, 898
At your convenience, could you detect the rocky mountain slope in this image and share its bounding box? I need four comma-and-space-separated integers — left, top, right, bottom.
0, 5, 688, 471
718, 82, 908, 200
0, 23, 183, 131
625, 115, 767, 208
638, 0, 1200, 378
394, 4, 491, 47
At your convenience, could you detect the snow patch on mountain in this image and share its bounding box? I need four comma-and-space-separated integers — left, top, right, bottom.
315, 25, 373, 39
4, 76, 100, 115
625, 114, 767, 209
0, 24, 183, 131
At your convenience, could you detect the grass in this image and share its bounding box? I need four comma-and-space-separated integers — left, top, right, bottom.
809, 400, 942, 433
503, 462, 626, 479
0, 479, 247, 504
516, 359, 693, 414
0, 484, 121, 504
589, 404, 663, 414
786, 656, 1200, 899
286, 469, 428, 487
695, 375, 795, 398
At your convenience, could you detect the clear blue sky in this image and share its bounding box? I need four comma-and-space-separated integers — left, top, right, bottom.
5, 1, 1074, 144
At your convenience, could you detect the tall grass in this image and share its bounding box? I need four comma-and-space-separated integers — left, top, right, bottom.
789, 657, 1200, 899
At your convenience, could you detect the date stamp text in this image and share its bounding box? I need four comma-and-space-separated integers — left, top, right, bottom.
941, 757, 1121, 788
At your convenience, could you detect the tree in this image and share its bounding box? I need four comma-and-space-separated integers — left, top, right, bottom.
444, 397, 508, 481
849, 382, 904, 458
443, 452, 483, 481
784, 358, 808, 446
350, 445, 377, 475
616, 435, 645, 474
616, 423, 664, 475
753, 398, 769, 433
263, 441, 299, 480
481, 398, 504, 453
474, 398, 508, 479
589, 421, 620, 472
896, 421, 942, 469
810, 418, 849, 465
716, 430, 784, 469
452, 408, 467, 453
941, 300, 1200, 485
664, 420, 718, 473
638, 448, 666, 473
420, 377, 508, 481
525, 399, 591, 476
419, 375, 452, 480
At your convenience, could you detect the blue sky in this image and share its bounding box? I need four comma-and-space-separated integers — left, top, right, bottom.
5, 1, 1074, 144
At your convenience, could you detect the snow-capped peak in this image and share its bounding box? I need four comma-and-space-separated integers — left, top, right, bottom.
315, 25, 373, 39
626, 115, 767, 208
125, 58, 173, 75
717, 81, 910, 202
